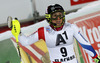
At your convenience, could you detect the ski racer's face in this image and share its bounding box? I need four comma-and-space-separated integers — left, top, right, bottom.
51, 12, 63, 27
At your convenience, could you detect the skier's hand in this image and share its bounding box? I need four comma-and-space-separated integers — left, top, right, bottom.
41, 52, 51, 63
94, 56, 100, 63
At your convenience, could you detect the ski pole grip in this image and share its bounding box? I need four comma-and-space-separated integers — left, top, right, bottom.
11, 19, 21, 42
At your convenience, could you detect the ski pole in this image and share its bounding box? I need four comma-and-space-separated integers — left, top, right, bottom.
7, 16, 22, 63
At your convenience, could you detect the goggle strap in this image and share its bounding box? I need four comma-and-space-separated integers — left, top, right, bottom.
64, 12, 65, 15
45, 14, 51, 18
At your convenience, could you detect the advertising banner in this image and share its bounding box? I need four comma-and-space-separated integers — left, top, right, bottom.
70, 0, 97, 6
11, 37, 50, 63
68, 11, 100, 63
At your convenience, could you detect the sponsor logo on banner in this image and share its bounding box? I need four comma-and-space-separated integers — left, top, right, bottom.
68, 11, 100, 63
70, 0, 97, 6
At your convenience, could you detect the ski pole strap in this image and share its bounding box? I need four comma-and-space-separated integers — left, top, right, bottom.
38, 27, 45, 41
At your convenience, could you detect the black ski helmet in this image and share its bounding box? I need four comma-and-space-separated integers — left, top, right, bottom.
45, 4, 65, 28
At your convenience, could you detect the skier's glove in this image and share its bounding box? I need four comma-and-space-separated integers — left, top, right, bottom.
94, 56, 100, 63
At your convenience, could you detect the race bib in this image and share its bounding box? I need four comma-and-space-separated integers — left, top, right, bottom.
48, 44, 77, 63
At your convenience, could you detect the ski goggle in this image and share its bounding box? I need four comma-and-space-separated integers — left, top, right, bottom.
51, 14, 64, 20
46, 11, 65, 20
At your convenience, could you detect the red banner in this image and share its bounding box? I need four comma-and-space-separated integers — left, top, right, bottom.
68, 11, 100, 63
70, 0, 97, 6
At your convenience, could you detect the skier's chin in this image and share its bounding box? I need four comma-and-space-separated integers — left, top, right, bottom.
56, 24, 62, 27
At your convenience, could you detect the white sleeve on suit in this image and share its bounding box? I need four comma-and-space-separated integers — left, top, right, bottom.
18, 32, 39, 46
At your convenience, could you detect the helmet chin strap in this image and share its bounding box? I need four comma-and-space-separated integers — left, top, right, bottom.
50, 22, 57, 27
52, 23, 57, 26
